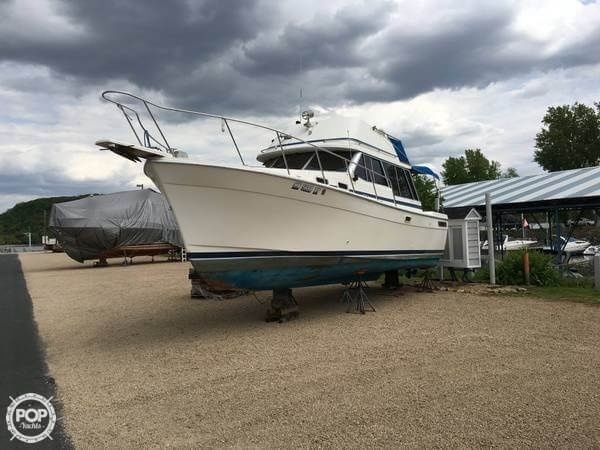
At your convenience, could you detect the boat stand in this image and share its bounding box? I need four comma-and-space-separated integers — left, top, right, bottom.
382, 269, 402, 289
418, 271, 436, 291
265, 288, 299, 322
342, 272, 375, 314
448, 267, 474, 283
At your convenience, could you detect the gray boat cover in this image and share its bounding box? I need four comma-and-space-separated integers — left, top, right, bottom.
49, 189, 183, 263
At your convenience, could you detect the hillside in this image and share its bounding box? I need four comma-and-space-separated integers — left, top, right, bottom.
0, 195, 91, 245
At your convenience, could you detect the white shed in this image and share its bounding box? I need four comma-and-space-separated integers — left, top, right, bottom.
440, 208, 482, 270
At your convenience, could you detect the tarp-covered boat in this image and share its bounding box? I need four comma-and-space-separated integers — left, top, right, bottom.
49, 189, 183, 263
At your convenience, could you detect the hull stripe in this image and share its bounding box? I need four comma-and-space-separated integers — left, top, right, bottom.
188, 249, 442, 259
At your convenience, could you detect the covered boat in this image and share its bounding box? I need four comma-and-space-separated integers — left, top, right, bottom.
49, 189, 183, 263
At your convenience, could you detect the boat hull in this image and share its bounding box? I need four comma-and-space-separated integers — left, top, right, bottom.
187, 253, 441, 290
145, 160, 447, 290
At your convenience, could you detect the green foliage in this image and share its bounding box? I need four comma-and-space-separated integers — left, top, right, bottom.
534, 102, 600, 171
495, 250, 560, 287
0, 195, 90, 245
502, 167, 519, 178
442, 149, 502, 185
413, 174, 437, 211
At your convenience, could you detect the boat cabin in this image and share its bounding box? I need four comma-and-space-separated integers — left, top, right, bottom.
256, 114, 424, 209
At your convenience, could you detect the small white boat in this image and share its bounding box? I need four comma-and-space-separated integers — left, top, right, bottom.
481, 235, 537, 251
543, 236, 591, 254
96, 91, 448, 292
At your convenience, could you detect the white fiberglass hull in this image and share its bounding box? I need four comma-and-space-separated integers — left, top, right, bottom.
145, 160, 448, 290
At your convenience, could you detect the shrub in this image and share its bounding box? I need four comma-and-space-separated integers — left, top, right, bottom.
495, 250, 560, 286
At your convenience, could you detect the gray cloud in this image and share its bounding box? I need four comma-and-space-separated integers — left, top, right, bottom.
1, 0, 600, 115
0, 169, 135, 198
1, 0, 267, 85
236, 2, 395, 76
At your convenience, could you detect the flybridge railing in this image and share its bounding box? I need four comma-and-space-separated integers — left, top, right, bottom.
101, 90, 411, 208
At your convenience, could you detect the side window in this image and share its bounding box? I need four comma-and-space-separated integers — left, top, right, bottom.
370, 157, 388, 186
354, 155, 370, 182
358, 155, 388, 186
407, 171, 419, 200
383, 162, 401, 196
395, 166, 413, 199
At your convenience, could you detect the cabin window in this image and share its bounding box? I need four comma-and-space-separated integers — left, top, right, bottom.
407, 171, 419, 200
396, 167, 414, 199
305, 150, 353, 172
356, 155, 388, 187
265, 150, 354, 172
369, 157, 389, 187
264, 152, 313, 169
381, 162, 419, 200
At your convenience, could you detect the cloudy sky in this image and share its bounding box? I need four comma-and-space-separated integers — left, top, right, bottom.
1, 0, 599, 213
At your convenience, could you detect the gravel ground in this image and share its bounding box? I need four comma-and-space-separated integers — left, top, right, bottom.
19, 252, 600, 448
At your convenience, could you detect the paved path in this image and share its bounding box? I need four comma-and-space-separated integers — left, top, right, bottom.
0, 255, 71, 449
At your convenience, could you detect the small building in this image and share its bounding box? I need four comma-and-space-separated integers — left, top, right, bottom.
439, 208, 482, 271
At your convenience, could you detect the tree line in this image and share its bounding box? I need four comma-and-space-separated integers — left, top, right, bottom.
414, 101, 600, 209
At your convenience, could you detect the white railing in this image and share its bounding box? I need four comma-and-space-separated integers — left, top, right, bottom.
101, 90, 408, 207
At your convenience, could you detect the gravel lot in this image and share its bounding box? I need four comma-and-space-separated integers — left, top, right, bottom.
19, 252, 600, 448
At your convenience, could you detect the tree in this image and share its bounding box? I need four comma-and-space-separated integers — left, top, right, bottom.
442, 149, 502, 185
502, 167, 519, 178
0, 195, 90, 245
413, 174, 437, 211
534, 102, 600, 171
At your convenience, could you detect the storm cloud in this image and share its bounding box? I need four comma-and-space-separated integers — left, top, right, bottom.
2, 0, 600, 113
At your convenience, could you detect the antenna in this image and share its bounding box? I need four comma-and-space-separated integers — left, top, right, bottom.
298, 55, 304, 116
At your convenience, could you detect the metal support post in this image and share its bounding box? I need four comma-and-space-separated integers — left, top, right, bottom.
485, 193, 496, 285
594, 255, 600, 291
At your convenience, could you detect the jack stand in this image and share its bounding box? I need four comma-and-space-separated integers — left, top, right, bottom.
265, 288, 299, 323
342, 272, 375, 314
418, 271, 436, 291
382, 269, 402, 289
94, 256, 108, 267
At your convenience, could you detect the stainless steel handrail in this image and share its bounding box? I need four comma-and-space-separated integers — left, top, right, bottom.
100, 90, 411, 207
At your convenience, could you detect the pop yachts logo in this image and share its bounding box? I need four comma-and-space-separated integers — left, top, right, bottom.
5, 393, 56, 443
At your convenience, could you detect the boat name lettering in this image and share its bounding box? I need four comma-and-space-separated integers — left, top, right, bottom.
291, 182, 326, 196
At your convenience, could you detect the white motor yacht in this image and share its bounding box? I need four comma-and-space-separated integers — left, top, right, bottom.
96, 91, 448, 291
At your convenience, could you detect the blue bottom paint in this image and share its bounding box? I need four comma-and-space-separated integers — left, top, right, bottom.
191, 257, 440, 290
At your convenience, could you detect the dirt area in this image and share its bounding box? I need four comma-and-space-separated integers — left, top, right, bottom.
19, 252, 600, 448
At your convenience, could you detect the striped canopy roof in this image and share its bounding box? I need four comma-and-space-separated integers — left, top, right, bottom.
441, 166, 600, 209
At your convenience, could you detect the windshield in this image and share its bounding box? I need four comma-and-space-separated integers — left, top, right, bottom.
263, 151, 354, 171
